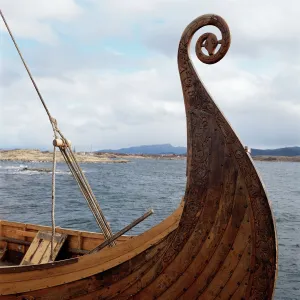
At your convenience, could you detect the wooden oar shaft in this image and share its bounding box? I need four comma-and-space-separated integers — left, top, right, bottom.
88, 209, 154, 254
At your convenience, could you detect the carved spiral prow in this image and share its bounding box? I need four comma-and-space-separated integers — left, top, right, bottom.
178, 14, 231, 66
178, 15, 231, 178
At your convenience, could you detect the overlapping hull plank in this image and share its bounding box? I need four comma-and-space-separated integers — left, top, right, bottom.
0, 14, 277, 299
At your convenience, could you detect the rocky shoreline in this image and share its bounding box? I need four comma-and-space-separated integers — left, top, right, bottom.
0, 150, 130, 163
1, 149, 299, 163
252, 155, 300, 162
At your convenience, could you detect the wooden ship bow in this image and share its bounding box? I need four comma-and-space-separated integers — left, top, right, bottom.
172, 14, 278, 299
0, 13, 277, 300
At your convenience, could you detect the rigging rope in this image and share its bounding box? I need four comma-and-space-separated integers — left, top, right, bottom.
51, 146, 57, 261
0, 10, 57, 136
1, 10, 115, 246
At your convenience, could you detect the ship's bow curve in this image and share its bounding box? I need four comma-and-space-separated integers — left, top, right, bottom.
133, 14, 277, 300
173, 14, 278, 300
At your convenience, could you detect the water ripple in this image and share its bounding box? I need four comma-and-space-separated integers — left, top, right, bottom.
0, 160, 299, 299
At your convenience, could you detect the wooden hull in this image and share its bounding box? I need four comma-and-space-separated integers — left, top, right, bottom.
0, 14, 277, 299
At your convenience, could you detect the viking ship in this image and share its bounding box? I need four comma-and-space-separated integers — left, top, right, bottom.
0, 13, 277, 299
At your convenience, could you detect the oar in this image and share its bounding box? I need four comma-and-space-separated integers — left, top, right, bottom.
88, 209, 154, 254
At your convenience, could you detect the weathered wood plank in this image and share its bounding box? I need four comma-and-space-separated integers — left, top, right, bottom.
0, 242, 7, 261
20, 231, 67, 266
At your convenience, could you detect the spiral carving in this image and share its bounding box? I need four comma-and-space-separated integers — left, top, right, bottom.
178, 14, 231, 65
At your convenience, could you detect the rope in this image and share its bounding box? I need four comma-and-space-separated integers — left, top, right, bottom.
0, 10, 57, 136
1, 10, 114, 245
51, 146, 57, 261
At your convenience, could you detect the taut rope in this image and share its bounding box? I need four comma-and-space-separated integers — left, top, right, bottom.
0, 10, 58, 137
0, 10, 115, 255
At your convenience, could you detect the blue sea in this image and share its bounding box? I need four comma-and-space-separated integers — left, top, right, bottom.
0, 159, 299, 299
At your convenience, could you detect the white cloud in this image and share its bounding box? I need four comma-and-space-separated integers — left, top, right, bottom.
0, 0, 82, 44
1, 0, 300, 150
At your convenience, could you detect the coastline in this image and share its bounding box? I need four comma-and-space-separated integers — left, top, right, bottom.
252, 155, 300, 162
1, 149, 300, 163
0, 150, 130, 163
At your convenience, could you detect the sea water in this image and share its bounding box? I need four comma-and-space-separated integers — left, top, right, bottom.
0, 159, 299, 299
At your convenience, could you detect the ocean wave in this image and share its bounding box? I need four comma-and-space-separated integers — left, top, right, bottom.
0, 164, 28, 170
1, 168, 72, 176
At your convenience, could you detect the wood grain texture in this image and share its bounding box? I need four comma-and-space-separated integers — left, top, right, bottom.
0, 14, 277, 300
20, 231, 67, 265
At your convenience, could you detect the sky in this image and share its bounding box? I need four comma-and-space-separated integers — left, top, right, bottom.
1, 0, 300, 151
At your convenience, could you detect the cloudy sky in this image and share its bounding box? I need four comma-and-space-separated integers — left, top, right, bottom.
1, 0, 300, 151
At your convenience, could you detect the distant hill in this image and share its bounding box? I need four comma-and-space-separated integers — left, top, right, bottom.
97, 144, 187, 155
251, 146, 300, 157
97, 144, 300, 156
